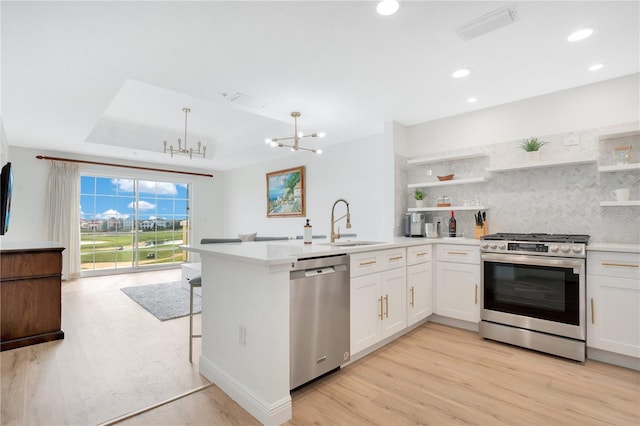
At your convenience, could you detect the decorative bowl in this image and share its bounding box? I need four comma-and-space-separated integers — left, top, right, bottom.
437, 174, 454, 181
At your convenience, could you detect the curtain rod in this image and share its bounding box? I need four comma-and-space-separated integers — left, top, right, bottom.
35, 155, 214, 178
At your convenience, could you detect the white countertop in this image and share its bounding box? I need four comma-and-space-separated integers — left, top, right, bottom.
181, 237, 479, 266
587, 242, 640, 254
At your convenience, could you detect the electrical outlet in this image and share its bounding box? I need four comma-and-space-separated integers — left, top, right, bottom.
433, 216, 443, 225
239, 325, 246, 346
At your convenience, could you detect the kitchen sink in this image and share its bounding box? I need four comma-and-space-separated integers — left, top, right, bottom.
320, 241, 387, 247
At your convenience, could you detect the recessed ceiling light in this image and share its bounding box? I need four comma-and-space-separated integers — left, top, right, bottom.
568, 28, 594, 42
377, 0, 400, 16
452, 68, 471, 78
467, 97, 478, 103
588, 63, 604, 71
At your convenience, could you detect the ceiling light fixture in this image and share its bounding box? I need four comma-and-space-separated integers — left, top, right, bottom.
452, 68, 471, 78
588, 63, 604, 71
265, 112, 324, 154
163, 108, 206, 159
377, 0, 400, 16
568, 27, 594, 42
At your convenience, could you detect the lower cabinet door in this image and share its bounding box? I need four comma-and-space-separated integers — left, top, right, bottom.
435, 261, 480, 323
407, 262, 432, 326
381, 268, 407, 338
350, 273, 382, 355
587, 274, 640, 358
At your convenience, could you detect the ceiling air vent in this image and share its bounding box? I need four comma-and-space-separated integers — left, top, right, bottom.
456, 7, 516, 42
223, 92, 266, 110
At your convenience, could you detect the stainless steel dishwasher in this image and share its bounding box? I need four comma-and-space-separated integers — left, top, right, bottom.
290, 254, 350, 390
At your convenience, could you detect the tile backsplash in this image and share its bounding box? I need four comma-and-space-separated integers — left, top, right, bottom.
399, 123, 640, 244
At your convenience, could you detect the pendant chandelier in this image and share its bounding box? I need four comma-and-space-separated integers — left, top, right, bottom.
265, 111, 324, 154
163, 107, 206, 159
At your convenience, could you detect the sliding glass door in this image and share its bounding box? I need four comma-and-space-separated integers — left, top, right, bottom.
80, 175, 190, 273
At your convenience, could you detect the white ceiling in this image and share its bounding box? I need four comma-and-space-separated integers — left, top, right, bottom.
2, 1, 638, 171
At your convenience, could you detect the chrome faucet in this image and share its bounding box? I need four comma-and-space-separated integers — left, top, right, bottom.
330, 198, 351, 242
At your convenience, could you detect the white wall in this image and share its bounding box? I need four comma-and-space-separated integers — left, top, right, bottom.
404, 74, 640, 157
0, 147, 225, 252
223, 132, 393, 242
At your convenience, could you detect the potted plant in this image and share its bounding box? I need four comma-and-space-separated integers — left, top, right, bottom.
521, 137, 549, 162
414, 189, 425, 208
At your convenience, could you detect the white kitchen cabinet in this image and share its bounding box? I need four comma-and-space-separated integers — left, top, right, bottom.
435, 244, 480, 323
181, 262, 201, 295
587, 251, 640, 361
350, 248, 407, 355
406, 245, 432, 326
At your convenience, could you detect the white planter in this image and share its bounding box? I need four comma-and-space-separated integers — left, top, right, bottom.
415, 200, 425, 208
525, 151, 541, 162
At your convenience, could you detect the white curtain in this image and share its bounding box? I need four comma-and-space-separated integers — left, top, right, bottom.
45, 160, 81, 280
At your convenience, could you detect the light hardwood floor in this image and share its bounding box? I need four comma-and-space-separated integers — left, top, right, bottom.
2, 270, 639, 425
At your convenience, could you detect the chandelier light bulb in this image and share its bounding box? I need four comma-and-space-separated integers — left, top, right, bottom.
317, 132, 326, 138
265, 138, 272, 144
377, 0, 400, 16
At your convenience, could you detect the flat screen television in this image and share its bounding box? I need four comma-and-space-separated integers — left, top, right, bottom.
0, 162, 13, 235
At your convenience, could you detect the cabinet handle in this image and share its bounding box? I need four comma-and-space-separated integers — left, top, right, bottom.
448, 251, 468, 256
388, 256, 403, 261
384, 294, 389, 318
410, 286, 415, 307
360, 260, 377, 266
591, 298, 595, 324
378, 297, 384, 319
475, 284, 478, 305
601, 262, 639, 268
416, 252, 428, 256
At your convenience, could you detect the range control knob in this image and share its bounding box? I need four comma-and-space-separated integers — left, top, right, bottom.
560, 245, 571, 253
549, 245, 559, 252
497, 243, 506, 250
572, 246, 583, 254
489, 243, 497, 249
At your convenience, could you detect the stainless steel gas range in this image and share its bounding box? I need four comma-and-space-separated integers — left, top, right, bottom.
479, 233, 590, 362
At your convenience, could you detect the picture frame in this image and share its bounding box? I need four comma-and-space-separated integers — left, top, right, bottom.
266, 166, 305, 217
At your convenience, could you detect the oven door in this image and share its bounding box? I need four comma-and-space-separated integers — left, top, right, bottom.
481, 253, 585, 341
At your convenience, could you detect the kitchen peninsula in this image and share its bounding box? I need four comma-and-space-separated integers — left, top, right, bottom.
182, 237, 477, 425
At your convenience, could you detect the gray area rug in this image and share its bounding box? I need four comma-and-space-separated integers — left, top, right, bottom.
121, 281, 201, 321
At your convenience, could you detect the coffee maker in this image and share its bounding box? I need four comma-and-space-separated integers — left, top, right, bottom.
404, 213, 425, 237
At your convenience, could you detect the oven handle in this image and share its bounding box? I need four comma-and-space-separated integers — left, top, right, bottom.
481, 252, 585, 269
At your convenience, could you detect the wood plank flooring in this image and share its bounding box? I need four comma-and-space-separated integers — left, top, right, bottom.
2, 270, 639, 425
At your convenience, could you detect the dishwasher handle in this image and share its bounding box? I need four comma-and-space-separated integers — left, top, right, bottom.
305, 266, 336, 277
290, 263, 348, 280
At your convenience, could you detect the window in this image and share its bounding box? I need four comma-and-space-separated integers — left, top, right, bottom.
80, 175, 190, 273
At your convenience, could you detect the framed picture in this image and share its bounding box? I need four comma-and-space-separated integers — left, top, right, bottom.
266, 166, 305, 217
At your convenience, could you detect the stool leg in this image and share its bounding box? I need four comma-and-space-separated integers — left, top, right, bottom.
189, 283, 194, 363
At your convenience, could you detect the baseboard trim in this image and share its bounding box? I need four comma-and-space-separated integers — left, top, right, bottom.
199, 355, 292, 426
587, 347, 640, 371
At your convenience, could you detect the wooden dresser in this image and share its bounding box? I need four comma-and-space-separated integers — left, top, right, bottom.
1, 242, 65, 351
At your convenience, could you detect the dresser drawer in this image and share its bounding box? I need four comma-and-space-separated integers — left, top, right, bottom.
436, 244, 480, 264
407, 245, 431, 266
588, 251, 640, 280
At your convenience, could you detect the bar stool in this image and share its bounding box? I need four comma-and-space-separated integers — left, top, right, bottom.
189, 276, 202, 363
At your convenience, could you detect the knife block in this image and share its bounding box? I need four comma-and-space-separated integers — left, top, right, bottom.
474, 221, 489, 239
